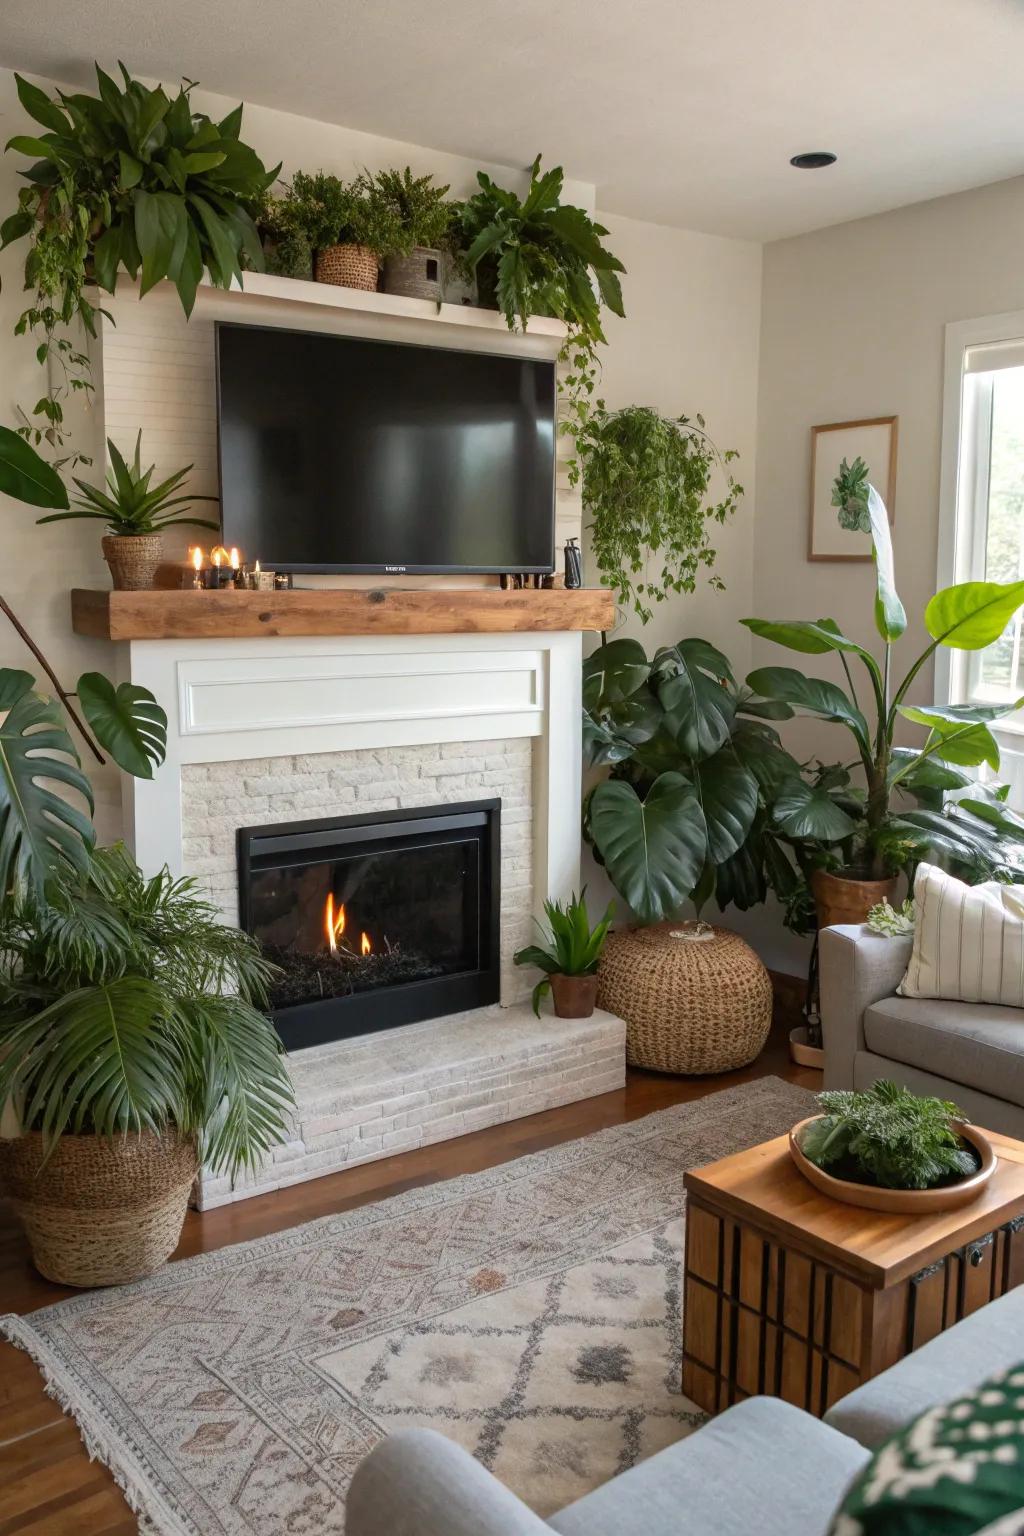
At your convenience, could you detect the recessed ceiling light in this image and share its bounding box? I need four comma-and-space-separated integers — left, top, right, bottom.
790, 151, 837, 170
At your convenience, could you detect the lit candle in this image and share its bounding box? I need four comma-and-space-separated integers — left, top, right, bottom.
190, 546, 204, 590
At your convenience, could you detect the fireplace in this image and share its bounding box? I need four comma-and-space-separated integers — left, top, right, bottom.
237, 799, 501, 1050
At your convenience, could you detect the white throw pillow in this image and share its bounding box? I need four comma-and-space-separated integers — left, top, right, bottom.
899, 862, 1024, 1006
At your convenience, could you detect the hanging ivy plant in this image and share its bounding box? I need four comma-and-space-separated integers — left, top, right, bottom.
0, 66, 279, 462
576, 404, 743, 625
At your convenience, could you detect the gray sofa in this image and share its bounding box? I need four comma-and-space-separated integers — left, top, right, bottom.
820, 923, 1024, 1137
347, 1287, 1024, 1536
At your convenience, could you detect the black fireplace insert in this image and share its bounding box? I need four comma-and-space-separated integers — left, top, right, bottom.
237, 799, 501, 1050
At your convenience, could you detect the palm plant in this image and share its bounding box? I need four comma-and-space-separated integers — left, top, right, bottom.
0, 847, 293, 1174
37, 430, 218, 536
514, 890, 614, 1016
744, 464, 1024, 882
799, 1080, 977, 1191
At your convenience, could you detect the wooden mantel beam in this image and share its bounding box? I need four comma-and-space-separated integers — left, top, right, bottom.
71, 586, 614, 641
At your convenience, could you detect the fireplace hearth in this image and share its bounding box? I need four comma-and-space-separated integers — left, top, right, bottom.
237, 799, 500, 1050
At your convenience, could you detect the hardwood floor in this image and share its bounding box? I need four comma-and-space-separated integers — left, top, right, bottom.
0, 1017, 818, 1535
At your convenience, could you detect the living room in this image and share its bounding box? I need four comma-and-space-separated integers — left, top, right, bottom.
2, 2, 1024, 1533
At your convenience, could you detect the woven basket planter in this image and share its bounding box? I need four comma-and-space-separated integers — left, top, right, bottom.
315, 243, 379, 291
383, 246, 444, 302
0, 1129, 199, 1287
597, 922, 772, 1075
102, 533, 163, 591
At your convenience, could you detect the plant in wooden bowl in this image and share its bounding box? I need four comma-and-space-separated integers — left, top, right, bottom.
514, 890, 614, 1019
790, 1080, 995, 1213
37, 430, 218, 590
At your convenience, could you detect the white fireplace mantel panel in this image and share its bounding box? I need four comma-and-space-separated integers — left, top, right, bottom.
120, 629, 582, 924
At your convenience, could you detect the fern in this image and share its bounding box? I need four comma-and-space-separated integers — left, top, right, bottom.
800, 1080, 978, 1190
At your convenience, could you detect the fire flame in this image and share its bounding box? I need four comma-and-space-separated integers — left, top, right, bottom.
324, 893, 346, 954
190, 546, 203, 571
210, 544, 229, 569
229, 546, 241, 571
361, 931, 372, 956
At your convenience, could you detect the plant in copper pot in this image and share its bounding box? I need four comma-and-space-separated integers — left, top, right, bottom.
514, 890, 614, 1019
790, 1080, 993, 1214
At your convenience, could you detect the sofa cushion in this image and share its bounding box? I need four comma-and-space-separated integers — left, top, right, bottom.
863, 995, 1024, 1108
826, 1286, 1024, 1449
900, 861, 1024, 1006
828, 1363, 1024, 1535
549, 1397, 868, 1536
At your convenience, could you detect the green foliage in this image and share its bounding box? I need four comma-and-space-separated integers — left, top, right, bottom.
365, 166, 455, 252
250, 188, 313, 278
37, 430, 218, 536
0, 847, 293, 1174
460, 155, 625, 342
799, 1080, 978, 1191
268, 169, 405, 258
2, 67, 277, 458
577, 405, 742, 625
514, 889, 613, 1017
832, 455, 870, 533
0, 425, 69, 508
76, 674, 167, 780
581, 636, 834, 927
742, 471, 1024, 882
866, 897, 915, 936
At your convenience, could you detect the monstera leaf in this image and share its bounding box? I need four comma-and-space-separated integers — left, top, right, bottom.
588, 773, 706, 924
652, 640, 736, 758
77, 674, 167, 780
690, 751, 758, 864
772, 779, 859, 842
582, 687, 662, 768
0, 668, 94, 895
582, 638, 650, 708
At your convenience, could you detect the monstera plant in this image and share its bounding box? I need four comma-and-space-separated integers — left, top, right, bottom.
582, 635, 832, 926
744, 464, 1024, 896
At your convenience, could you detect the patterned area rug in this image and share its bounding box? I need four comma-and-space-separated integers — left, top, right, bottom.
2, 1076, 813, 1535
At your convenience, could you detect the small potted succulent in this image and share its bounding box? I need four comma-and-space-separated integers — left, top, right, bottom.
369, 167, 459, 302
265, 171, 404, 291
789, 1080, 995, 1214
514, 890, 614, 1019
37, 431, 218, 590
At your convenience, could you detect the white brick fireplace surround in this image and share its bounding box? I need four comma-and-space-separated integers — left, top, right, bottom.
118, 629, 626, 1206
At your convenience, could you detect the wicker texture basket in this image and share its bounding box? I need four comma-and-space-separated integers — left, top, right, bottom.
597, 922, 772, 1075
102, 532, 163, 591
315, 243, 379, 290
0, 1129, 199, 1287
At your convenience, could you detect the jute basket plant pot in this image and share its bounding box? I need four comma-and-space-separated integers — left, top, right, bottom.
597, 922, 772, 1075
550, 973, 599, 1019
102, 532, 163, 591
0, 1129, 199, 1287
315, 243, 379, 290
811, 868, 899, 930
383, 246, 444, 301
789, 1118, 996, 1213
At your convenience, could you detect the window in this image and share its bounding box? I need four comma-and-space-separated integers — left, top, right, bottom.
940, 320, 1024, 716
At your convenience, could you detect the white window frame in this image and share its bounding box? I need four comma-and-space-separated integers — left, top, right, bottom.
937, 309, 1024, 724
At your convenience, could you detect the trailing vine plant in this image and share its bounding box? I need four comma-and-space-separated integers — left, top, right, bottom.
575, 404, 742, 624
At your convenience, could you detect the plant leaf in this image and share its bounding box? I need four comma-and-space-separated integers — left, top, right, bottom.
746, 666, 870, 751
925, 581, 1024, 651
690, 752, 758, 863
76, 674, 167, 779
653, 640, 735, 758
0, 688, 94, 895
589, 773, 706, 923
773, 779, 859, 841
582, 637, 650, 707
866, 484, 906, 641
0, 426, 69, 509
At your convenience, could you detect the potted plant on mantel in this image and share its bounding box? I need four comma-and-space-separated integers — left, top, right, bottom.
0, 429, 292, 1287
744, 461, 1024, 936
790, 1080, 995, 1214
263, 170, 405, 291
368, 166, 460, 303
514, 891, 614, 1018
35, 429, 219, 590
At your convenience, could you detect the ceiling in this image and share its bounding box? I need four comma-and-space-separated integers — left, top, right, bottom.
2, 0, 1023, 241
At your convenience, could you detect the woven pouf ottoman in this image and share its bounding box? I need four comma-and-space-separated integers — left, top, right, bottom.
597, 921, 773, 1075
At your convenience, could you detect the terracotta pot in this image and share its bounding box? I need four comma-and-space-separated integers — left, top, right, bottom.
788, 1117, 996, 1213
811, 867, 899, 930
550, 973, 599, 1019
0, 1129, 198, 1287
314, 243, 379, 291
102, 532, 163, 591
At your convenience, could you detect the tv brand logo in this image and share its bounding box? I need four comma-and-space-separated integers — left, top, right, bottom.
385, 565, 407, 573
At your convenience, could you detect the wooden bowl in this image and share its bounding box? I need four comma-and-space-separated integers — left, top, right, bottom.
788, 1117, 997, 1213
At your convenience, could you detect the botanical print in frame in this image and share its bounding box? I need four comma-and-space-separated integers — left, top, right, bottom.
809, 416, 898, 560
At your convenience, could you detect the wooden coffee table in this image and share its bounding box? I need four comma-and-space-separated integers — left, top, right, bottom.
682, 1126, 1024, 1418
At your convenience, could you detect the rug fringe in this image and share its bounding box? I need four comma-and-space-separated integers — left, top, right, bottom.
1, 1312, 196, 1536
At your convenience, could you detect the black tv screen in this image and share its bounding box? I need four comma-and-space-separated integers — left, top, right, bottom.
216, 323, 557, 573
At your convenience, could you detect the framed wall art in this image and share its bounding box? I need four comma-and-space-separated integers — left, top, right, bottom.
809, 415, 898, 560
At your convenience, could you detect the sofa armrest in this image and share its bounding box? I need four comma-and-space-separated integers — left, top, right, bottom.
347, 1430, 554, 1536
819, 925, 913, 1090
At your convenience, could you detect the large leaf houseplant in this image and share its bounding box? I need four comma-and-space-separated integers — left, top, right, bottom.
744, 465, 1024, 920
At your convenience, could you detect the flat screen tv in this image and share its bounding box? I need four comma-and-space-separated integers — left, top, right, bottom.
216, 323, 557, 574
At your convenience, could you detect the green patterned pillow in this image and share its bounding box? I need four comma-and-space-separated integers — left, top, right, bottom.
831, 1365, 1024, 1536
